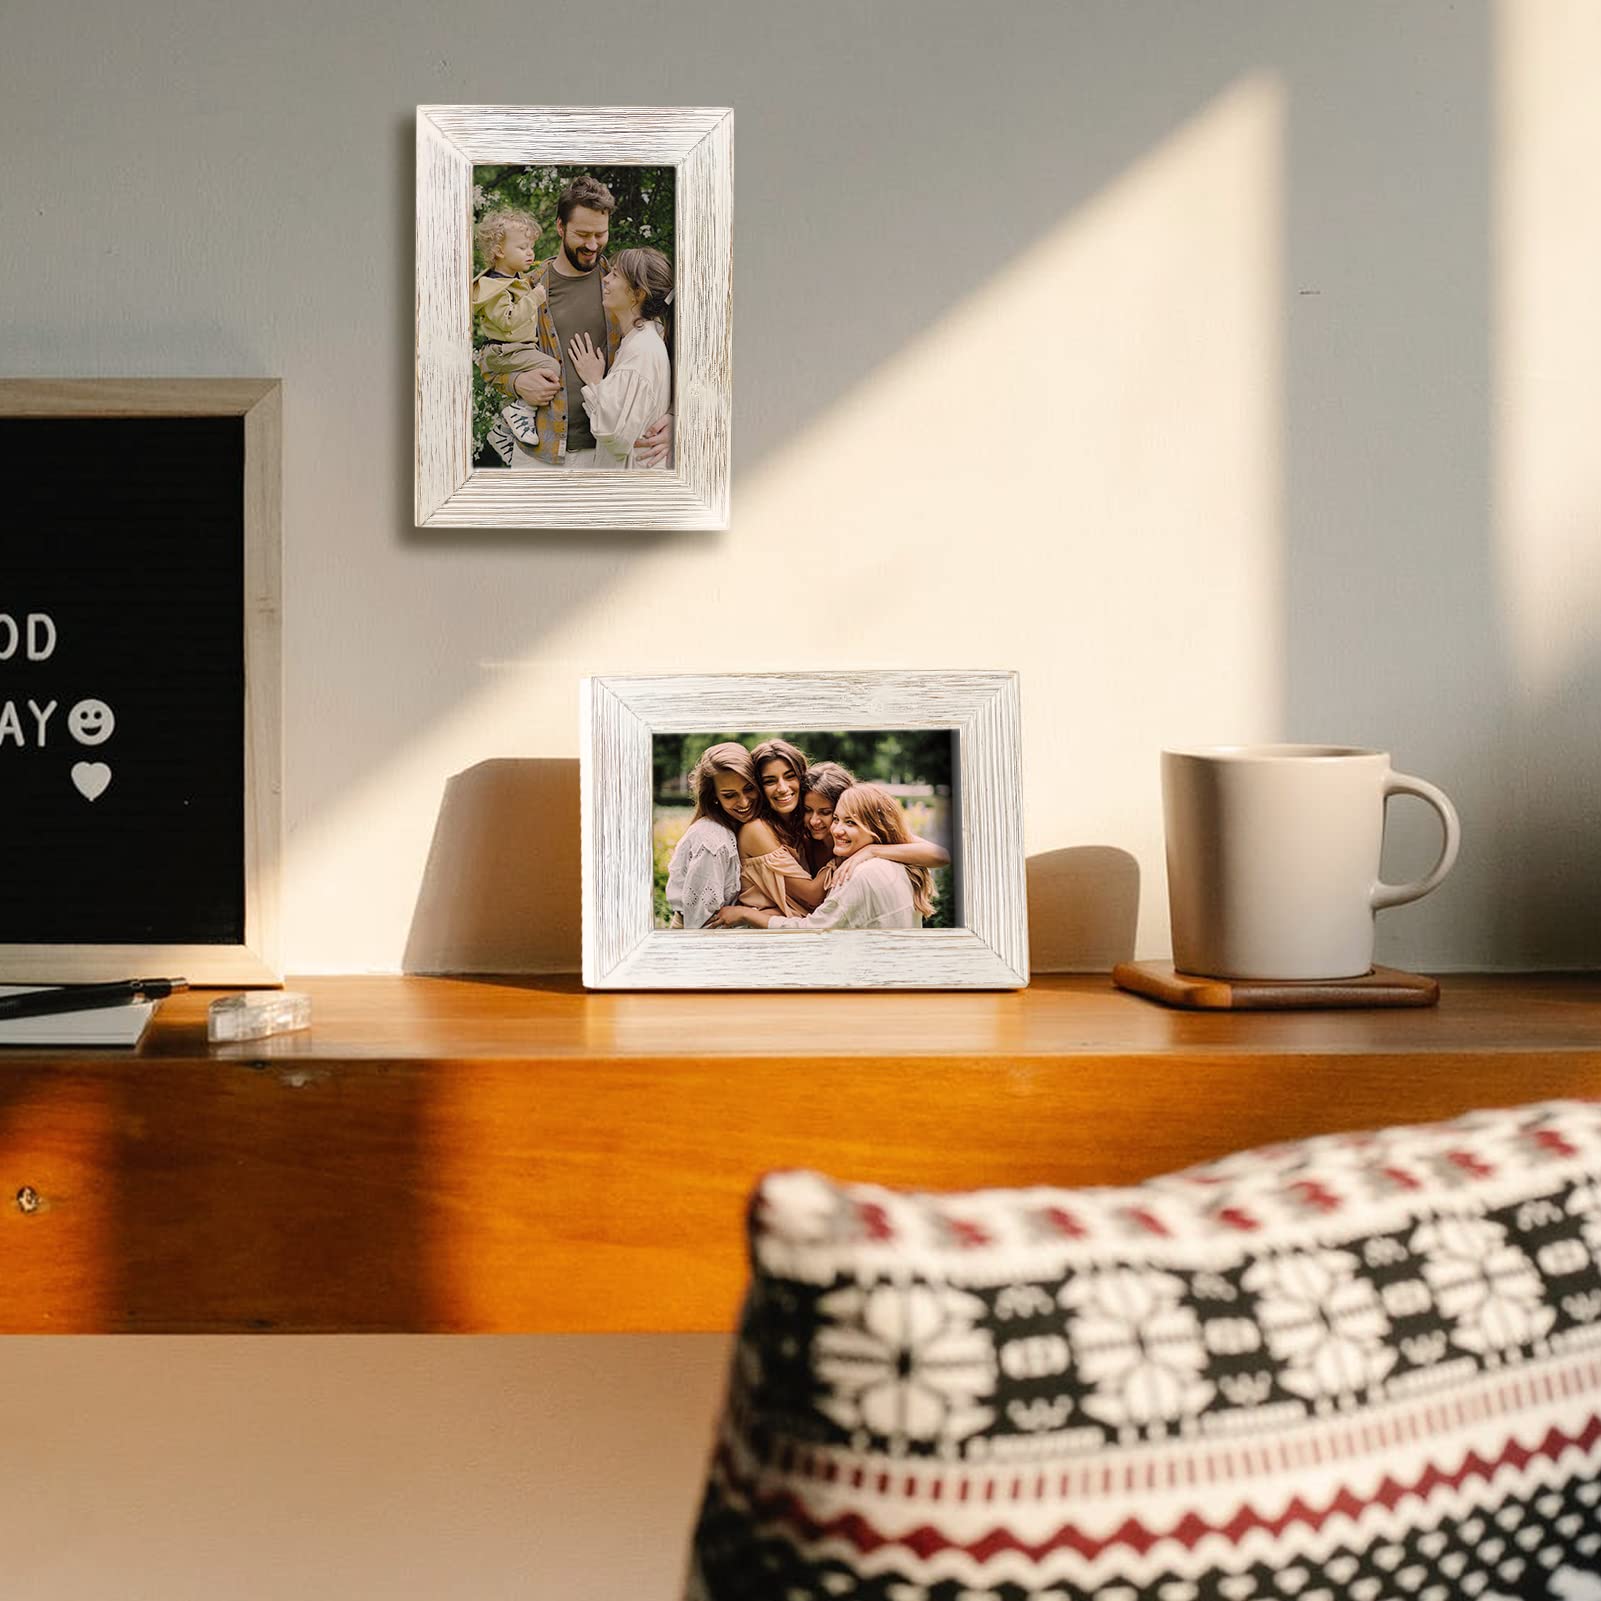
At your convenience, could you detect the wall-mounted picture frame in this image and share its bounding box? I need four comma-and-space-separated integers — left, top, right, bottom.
416, 105, 733, 531
0, 378, 282, 984
581, 672, 1027, 989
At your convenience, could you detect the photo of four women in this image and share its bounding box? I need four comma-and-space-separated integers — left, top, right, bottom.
662, 737, 953, 933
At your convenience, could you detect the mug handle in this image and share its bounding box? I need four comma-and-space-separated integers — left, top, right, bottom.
1370, 771, 1462, 911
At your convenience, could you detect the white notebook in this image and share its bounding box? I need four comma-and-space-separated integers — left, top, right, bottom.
0, 986, 158, 1047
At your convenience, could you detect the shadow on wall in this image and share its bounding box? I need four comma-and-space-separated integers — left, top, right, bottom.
405, 759, 1139, 974
404, 759, 581, 975
1027, 848, 1141, 973
1492, 643, 1601, 969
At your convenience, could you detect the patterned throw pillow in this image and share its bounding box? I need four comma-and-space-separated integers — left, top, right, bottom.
688, 1100, 1601, 1600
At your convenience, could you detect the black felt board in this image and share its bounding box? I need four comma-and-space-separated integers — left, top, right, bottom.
0, 417, 247, 944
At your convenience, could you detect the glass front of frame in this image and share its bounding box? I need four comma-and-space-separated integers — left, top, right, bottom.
471, 165, 677, 473
653, 730, 960, 934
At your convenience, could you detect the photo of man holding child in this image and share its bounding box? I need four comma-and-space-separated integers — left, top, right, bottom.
470, 166, 676, 472
653, 732, 957, 933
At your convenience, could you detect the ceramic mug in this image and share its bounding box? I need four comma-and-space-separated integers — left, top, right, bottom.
1162, 744, 1461, 980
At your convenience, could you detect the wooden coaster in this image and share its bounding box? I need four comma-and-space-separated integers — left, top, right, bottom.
1112, 960, 1439, 1011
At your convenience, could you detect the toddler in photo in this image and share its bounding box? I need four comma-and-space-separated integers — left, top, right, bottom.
471, 209, 563, 464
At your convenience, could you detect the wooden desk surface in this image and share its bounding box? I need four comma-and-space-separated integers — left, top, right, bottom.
2, 974, 1598, 1334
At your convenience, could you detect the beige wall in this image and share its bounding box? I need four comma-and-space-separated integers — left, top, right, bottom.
5, 0, 1597, 979
4, 0, 1600, 1594
0, 1336, 729, 1599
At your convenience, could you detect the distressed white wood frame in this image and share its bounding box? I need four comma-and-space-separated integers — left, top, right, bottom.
582, 673, 1028, 990
416, 105, 733, 530
0, 378, 283, 985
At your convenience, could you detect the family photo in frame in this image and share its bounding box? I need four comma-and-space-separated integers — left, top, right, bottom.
582, 672, 1027, 990
416, 105, 732, 531
471, 165, 676, 474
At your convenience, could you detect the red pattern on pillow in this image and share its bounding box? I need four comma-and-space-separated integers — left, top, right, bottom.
688, 1100, 1601, 1600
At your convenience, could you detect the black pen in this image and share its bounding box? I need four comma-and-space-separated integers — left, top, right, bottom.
0, 978, 189, 1021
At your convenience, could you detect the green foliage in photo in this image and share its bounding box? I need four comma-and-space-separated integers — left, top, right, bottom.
652, 731, 958, 930
471, 165, 676, 464
652, 730, 953, 799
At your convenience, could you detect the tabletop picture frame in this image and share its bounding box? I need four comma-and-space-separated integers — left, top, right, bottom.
0, 378, 282, 984
581, 672, 1028, 990
416, 104, 733, 531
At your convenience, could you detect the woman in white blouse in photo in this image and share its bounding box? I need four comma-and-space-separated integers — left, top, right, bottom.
566, 247, 674, 470
795, 759, 950, 884
714, 783, 940, 932
663, 742, 759, 929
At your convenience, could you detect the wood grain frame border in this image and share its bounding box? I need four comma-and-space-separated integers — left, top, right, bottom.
416, 105, 733, 530
0, 377, 283, 984
581, 672, 1028, 989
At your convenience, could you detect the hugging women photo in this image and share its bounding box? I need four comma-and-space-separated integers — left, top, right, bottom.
652, 731, 957, 933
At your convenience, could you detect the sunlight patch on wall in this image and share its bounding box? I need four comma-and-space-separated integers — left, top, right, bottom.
285, 75, 1285, 971
1494, 0, 1601, 695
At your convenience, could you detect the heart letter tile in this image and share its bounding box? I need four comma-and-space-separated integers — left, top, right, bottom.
72, 761, 112, 801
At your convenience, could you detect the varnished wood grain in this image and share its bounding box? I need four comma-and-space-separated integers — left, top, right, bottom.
1113, 960, 1440, 1009
1, 975, 1598, 1334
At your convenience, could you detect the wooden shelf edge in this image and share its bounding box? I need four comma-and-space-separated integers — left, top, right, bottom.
2, 973, 1598, 1334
